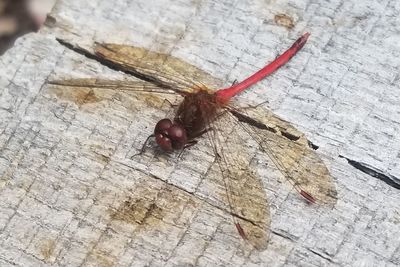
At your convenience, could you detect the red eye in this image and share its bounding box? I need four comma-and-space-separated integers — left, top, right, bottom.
155, 133, 172, 151
167, 124, 187, 149
154, 119, 172, 135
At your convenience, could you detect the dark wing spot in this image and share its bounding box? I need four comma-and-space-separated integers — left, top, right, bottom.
280, 130, 300, 141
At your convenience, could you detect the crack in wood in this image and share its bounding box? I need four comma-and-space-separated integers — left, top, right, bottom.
280, 130, 300, 141
270, 230, 297, 241
339, 155, 400, 190
307, 140, 319, 150
230, 109, 277, 133
306, 248, 334, 263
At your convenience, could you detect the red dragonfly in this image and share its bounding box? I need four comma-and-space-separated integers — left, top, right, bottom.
49, 33, 337, 250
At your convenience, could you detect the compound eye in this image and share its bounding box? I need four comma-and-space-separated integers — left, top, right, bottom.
155, 133, 173, 151
155, 119, 172, 135
168, 124, 188, 149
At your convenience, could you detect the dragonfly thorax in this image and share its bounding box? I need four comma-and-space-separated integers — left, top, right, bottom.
174, 90, 219, 139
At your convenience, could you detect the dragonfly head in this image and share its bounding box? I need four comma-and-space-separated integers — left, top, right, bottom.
154, 118, 188, 151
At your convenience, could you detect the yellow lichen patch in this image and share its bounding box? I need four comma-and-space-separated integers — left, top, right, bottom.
110, 196, 164, 227
40, 239, 56, 262
91, 251, 115, 267
274, 14, 295, 29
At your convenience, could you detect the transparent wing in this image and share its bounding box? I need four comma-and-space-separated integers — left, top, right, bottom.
200, 109, 270, 251
46, 78, 182, 111
94, 43, 223, 93
229, 105, 337, 206
49, 78, 180, 94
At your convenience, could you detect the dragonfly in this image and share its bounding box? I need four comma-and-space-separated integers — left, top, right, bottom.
48, 33, 337, 250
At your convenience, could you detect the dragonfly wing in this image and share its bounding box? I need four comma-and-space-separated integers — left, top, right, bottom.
229, 106, 337, 207
202, 110, 270, 250
47, 78, 181, 111
94, 44, 224, 93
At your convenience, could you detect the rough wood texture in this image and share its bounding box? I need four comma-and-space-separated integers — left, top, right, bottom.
0, 0, 399, 266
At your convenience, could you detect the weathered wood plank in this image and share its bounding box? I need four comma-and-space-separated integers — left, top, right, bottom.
0, 0, 399, 266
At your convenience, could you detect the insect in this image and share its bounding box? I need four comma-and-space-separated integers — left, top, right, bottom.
48, 33, 337, 250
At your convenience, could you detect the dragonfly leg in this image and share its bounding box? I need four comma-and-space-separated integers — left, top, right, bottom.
177, 128, 213, 158
177, 140, 199, 159
131, 134, 155, 158
191, 127, 213, 139
182, 139, 199, 149
162, 98, 178, 108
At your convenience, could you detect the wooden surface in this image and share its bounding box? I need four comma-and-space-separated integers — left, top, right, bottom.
0, 0, 399, 266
